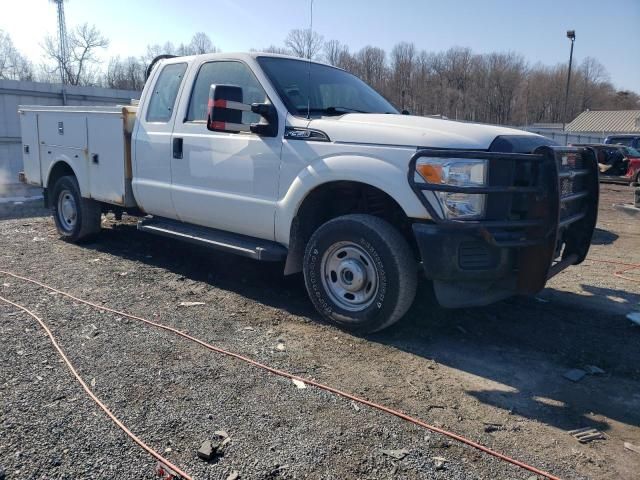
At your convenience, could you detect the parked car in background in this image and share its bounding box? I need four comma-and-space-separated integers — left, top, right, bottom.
571, 143, 640, 185
604, 134, 640, 149
620, 146, 640, 184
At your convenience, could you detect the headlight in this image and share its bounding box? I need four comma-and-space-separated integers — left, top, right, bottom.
415, 158, 487, 219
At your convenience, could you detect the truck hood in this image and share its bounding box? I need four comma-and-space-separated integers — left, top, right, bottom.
307, 113, 540, 150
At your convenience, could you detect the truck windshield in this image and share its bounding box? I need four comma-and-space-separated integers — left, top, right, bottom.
257, 56, 398, 117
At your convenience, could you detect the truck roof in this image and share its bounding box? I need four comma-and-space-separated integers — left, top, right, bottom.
159, 51, 338, 70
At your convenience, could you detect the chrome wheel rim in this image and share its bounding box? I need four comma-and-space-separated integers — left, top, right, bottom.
320, 241, 379, 312
57, 189, 77, 231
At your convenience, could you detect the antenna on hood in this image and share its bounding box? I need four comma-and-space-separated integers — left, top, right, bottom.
306, 0, 314, 120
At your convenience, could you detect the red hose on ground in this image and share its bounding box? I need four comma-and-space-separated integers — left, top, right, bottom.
586, 258, 640, 283
587, 258, 640, 268
0, 294, 193, 480
0, 269, 562, 480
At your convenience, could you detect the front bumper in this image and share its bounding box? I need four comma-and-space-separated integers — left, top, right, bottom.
409, 146, 599, 307
413, 223, 513, 282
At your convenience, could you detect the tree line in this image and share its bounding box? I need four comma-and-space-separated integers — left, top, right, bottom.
1, 26, 637, 126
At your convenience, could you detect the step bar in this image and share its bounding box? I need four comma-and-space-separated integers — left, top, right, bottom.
137, 217, 288, 262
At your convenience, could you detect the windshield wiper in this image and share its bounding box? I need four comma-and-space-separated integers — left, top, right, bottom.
307, 106, 369, 116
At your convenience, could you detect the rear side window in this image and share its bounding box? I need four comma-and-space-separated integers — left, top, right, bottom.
186, 61, 267, 123
146, 63, 187, 122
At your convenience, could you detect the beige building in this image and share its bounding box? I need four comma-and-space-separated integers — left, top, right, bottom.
566, 110, 640, 137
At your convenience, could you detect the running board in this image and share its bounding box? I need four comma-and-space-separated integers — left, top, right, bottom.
137, 217, 287, 262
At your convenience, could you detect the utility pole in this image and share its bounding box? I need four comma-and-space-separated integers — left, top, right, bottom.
562, 30, 576, 131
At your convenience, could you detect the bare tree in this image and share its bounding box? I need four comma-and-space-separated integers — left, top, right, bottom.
390, 42, 416, 110
142, 42, 179, 67
323, 39, 346, 65
22, 22, 640, 122
174, 33, 219, 56
285, 28, 324, 59
249, 36, 639, 123
610, 90, 640, 110
336, 50, 359, 72
481, 52, 527, 124
252, 45, 291, 55
576, 57, 609, 111
43, 23, 109, 85
105, 56, 146, 90
0, 30, 34, 80
188, 32, 218, 55
357, 46, 387, 90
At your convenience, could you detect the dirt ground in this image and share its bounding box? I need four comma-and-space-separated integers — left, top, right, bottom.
0, 183, 638, 480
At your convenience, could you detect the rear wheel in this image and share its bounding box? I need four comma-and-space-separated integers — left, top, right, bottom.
51, 175, 102, 242
303, 214, 417, 334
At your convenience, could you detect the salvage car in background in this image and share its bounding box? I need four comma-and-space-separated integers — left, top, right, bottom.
604, 134, 640, 149
572, 143, 640, 185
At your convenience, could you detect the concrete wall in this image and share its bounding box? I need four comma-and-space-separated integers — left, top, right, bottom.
0, 79, 140, 185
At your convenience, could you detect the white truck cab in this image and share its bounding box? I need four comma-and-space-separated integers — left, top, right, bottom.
18, 52, 599, 333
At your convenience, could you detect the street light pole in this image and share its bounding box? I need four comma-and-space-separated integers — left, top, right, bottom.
562, 30, 576, 131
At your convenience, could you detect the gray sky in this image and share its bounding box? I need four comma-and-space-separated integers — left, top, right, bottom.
2, 0, 639, 92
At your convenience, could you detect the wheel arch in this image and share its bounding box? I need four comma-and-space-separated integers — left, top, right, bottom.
45, 159, 86, 206
282, 179, 419, 275
276, 155, 427, 244
278, 153, 428, 275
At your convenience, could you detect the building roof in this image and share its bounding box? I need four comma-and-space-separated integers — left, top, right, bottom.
566, 110, 640, 133
529, 122, 564, 130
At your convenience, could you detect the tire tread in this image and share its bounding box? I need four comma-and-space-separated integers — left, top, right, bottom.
303, 214, 417, 333
52, 175, 102, 242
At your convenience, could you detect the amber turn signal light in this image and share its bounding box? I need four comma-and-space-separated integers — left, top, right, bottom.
415, 163, 443, 183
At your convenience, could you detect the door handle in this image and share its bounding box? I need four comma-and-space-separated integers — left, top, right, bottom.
173, 138, 183, 159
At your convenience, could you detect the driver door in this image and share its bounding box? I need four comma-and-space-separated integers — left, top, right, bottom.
170, 60, 282, 240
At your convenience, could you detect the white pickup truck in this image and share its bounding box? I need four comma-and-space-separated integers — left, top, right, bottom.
18, 52, 599, 333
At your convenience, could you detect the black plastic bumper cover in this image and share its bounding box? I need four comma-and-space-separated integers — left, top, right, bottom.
413, 223, 513, 282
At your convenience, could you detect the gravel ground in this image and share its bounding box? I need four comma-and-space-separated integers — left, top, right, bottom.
0, 184, 639, 479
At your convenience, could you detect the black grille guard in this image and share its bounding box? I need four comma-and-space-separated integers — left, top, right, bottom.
408, 146, 599, 293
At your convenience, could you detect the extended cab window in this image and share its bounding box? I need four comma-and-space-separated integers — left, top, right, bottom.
146, 63, 187, 122
187, 61, 267, 124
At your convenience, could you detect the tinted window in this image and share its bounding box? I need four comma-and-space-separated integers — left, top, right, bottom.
257, 56, 397, 117
624, 146, 640, 156
146, 63, 187, 122
609, 137, 633, 147
187, 61, 267, 123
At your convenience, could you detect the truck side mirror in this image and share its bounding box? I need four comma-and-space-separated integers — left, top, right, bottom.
207, 84, 278, 137
207, 84, 244, 133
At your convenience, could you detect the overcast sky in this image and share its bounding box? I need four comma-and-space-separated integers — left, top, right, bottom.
2, 0, 639, 92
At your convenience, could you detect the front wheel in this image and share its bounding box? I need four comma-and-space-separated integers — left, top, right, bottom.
51, 175, 102, 242
303, 214, 417, 334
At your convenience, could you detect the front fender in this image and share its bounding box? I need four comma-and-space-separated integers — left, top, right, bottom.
275, 152, 429, 245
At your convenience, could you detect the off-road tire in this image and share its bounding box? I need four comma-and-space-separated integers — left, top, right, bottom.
51, 175, 102, 242
303, 214, 417, 334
